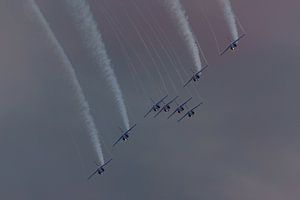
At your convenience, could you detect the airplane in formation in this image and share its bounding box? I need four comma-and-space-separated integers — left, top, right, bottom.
168, 97, 193, 119
88, 159, 113, 180
183, 65, 209, 87
177, 102, 203, 122
220, 34, 246, 55
154, 96, 179, 118
144, 95, 168, 118
113, 124, 137, 147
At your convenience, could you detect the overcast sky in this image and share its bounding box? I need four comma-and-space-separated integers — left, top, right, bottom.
0, 0, 300, 199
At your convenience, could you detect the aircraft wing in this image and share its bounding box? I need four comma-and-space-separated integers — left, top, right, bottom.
167, 109, 178, 119
193, 65, 209, 79
102, 159, 113, 168
124, 124, 137, 135
191, 103, 203, 111
154, 107, 165, 118
168, 97, 193, 119
168, 96, 179, 105
87, 169, 98, 180
113, 135, 124, 147
181, 97, 193, 107
183, 77, 193, 87
177, 112, 189, 122
144, 107, 153, 118
220, 45, 231, 55
157, 95, 168, 105
196, 65, 209, 75
232, 34, 246, 44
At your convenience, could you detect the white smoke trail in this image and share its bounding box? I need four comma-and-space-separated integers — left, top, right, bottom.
218, 0, 239, 40
27, 0, 104, 164
100, 8, 149, 100
64, 0, 130, 130
164, 0, 202, 72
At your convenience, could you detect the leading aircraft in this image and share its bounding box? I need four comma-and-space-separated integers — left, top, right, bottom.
87, 158, 113, 180
113, 124, 137, 147
168, 97, 193, 119
144, 95, 168, 118
220, 34, 246, 56
177, 102, 203, 122
183, 65, 209, 87
154, 96, 179, 118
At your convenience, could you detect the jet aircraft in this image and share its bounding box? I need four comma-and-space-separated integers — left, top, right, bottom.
183, 65, 208, 87
168, 97, 193, 119
154, 96, 179, 118
144, 95, 168, 118
220, 34, 246, 55
87, 159, 113, 180
177, 103, 203, 122
113, 124, 137, 147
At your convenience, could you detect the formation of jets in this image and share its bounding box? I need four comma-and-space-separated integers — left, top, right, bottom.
144, 95, 203, 121
87, 33, 246, 180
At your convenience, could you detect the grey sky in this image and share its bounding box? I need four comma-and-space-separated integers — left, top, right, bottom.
0, 0, 300, 199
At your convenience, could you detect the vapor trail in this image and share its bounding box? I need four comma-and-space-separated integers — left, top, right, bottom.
218, 0, 238, 40
125, 11, 168, 94
65, 0, 130, 130
164, 0, 203, 72
99, 7, 149, 100
27, 0, 104, 164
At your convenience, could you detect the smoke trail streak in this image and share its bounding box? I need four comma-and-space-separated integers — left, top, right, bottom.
125, 12, 168, 94
65, 0, 130, 130
236, 17, 246, 34
150, 15, 189, 81
100, 8, 149, 100
101, 3, 163, 98
27, 0, 104, 164
164, 0, 203, 72
200, 6, 221, 52
130, 0, 180, 93
140, 27, 178, 94
218, 0, 239, 40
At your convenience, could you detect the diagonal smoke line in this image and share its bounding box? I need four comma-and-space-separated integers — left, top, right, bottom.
218, 0, 239, 40
164, 0, 203, 72
27, 0, 105, 165
64, 0, 130, 130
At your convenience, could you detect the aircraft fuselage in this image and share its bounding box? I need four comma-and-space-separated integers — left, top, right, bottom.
163, 105, 171, 112
97, 168, 105, 174
153, 104, 160, 111
192, 73, 201, 82
187, 110, 195, 117
122, 134, 129, 141
230, 43, 238, 50
177, 106, 185, 113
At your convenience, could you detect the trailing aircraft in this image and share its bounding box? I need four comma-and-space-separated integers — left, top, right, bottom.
177, 103, 203, 122
87, 159, 113, 180
220, 34, 246, 55
168, 97, 193, 119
